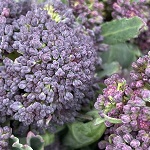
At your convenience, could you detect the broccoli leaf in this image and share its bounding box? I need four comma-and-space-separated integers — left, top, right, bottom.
101, 17, 145, 44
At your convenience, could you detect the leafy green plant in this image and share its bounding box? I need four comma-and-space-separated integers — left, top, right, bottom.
101, 17, 145, 44
63, 110, 106, 149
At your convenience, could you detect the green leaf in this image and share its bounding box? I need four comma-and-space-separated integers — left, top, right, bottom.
28, 137, 44, 150
61, 0, 68, 4
9, 135, 33, 150
27, 132, 44, 150
41, 132, 55, 146
130, 0, 142, 2
63, 110, 106, 149
9, 135, 19, 147
98, 62, 121, 78
7, 51, 20, 61
101, 43, 141, 68
96, 83, 106, 95
101, 17, 145, 44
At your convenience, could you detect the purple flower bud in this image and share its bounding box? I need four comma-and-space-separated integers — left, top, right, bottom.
113, 136, 124, 145
145, 67, 150, 77
130, 120, 138, 129
21, 66, 31, 74
136, 80, 144, 88
106, 145, 114, 150
113, 3, 122, 13
130, 72, 140, 80
132, 62, 138, 70
18, 80, 27, 89
121, 115, 131, 123
55, 68, 65, 77
131, 107, 140, 113
98, 140, 108, 149
27, 60, 36, 67
27, 93, 35, 101
130, 139, 140, 148
141, 90, 150, 101
41, 52, 52, 63
122, 145, 132, 150
0, 1, 98, 127
65, 92, 73, 101
114, 92, 123, 102
10, 102, 23, 111
31, 18, 39, 26
123, 134, 133, 144
123, 105, 131, 114
116, 125, 132, 134
130, 114, 138, 120
39, 92, 46, 101
0, 15, 6, 23
73, 80, 82, 86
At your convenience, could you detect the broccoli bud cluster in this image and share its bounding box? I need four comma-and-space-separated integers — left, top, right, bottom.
112, 0, 149, 22
0, 126, 12, 149
95, 52, 150, 149
68, 0, 108, 52
0, 1, 97, 127
130, 52, 150, 89
0, 0, 31, 60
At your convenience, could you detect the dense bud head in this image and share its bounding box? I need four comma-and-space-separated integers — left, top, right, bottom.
0, 0, 31, 60
100, 88, 150, 149
0, 3, 97, 127
120, 90, 150, 131
105, 126, 150, 149
96, 52, 150, 149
